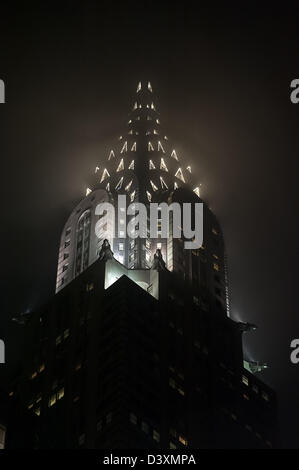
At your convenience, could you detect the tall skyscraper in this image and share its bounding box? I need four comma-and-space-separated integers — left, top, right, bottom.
8, 82, 276, 449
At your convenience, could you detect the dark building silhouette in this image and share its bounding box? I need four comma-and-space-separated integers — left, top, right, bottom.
8, 82, 276, 449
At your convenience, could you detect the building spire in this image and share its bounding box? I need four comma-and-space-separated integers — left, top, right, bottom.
90, 82, 201, 201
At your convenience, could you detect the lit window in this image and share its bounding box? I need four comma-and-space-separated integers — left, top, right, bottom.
148, 81, 152, 92
171, 149, 178, 160
115, 176, 124, 190
174, 167, 185, 183
212, 227, 218, 235
0, 424, 6, 449
242, 375, 249, 386
146, 252, 151, 262
125, 179, 133, 191
130, 190, 136, 202
160, 158, 168, 171
119, 243, 124, 251
158, 141, 165, 153
57, 388, 64, 400
146, 191, 152, 202
131, 142, 136, 151
128, 159, 134, 170
148, 141, 154, 151
160, 176, 168, 189
186, 165, 192, 173
48, 394, 56, 407
120, 141, 128, 153
119, 230, 125, 237
150, 180, 158, 192
86, 187, 92, 196
34, 408, 40, 416
64, 328, 70, 339
100, 168, 110, 183
130, 413, 137, 425
178, 435, 188, 446
262, 392, 269, 402
213, 263, 219, 272
30, 371, 37, 380
193, 187, 200, 197
213, 254, 219, 260
56, 335, 62, 346
116, 158, 124, 172
39, 363, 45, 373
130, 240, 135, 249
108, 150, 115, 160
149, 160, 156, 169
153, 430, 160, 442
157, 242, 162, 249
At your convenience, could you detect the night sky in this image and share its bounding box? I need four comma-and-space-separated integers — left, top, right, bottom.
0, 2, 299, 447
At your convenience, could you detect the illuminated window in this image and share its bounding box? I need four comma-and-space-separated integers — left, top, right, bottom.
178, 435, 188, 446
157, 242, 162, 249
151, 102, 155, 110
153, 430, 160, 442
119, 243, 124, 251
116, 158, 124, 172
160, 158, 168, 171
130, 413, 137, 425
120, 141, 128, 153
48, 394, 56, 407
133, 102, 137, 110
262, 392, 269, 401
100, 168, 110, 183
128, 159, 134, 170
56, 335, 62, 346
148, 141, 154, 151
174, 167, 185, 183
39, 363, 45, 373
30, 371, 37, 380
119, 230, 125, 237
106, 182, 110, 192
57, 388, 64, 400
160, 176, 168, 189
146, 251, 151, 262
63, 328, 70, 339
242, 375, 249, 386
108, 150, 115, 160
213, 262, 219, 272
148, 81, 152, 92
86, 187, 92, 196
130, 239, 135, 249
131, 142, 136, 151
158, 141, 165, 153
146, 191, 152, 202
171, 149, 178, 160
186, 165, 192, 173
125, 179, 133, 191
149, 159, 156, 169
212, 227, 218, 235
130, 190, 136, 202
34, 408, 40, 416
137, 81, 141, 92
115, 177, 124, 190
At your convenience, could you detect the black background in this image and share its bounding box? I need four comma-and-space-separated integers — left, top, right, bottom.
0, 1, 299, 448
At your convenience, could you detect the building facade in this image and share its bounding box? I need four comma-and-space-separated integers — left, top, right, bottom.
9, 82, 276, 449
